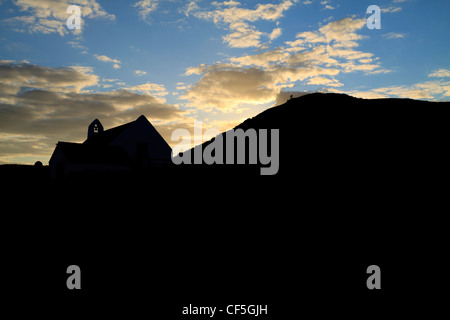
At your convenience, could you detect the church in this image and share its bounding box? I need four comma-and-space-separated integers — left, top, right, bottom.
49, 115, 172, 179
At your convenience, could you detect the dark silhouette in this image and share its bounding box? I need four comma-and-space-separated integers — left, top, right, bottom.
178, 93, 450, 179
34, 161, 43, 167
2, 93, 449, 318
87, 118, 104, 139
48, 115, 172, 179
5, 92, 446, 182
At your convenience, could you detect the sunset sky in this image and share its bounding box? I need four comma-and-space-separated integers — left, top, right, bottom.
0, 0, 449, 164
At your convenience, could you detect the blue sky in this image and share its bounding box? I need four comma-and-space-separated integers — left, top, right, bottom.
0, 0, 449, 164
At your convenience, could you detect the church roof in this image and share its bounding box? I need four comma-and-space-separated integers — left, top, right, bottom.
83, 122, 133, 147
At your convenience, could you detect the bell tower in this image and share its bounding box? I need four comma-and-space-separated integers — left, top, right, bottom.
87, 119, 103, 139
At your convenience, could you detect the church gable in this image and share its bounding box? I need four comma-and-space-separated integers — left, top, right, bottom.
109, 115, 172, 162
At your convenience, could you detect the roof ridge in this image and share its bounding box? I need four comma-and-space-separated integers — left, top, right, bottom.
83, 120, 135, 146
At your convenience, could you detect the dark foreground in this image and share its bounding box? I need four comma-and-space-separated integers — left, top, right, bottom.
1, 93, 448, 318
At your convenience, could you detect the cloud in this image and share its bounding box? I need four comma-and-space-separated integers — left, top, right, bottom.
182, 1, 200, 17
428, 68, 450, 78
0, 61, 186, 164
95, 54, 121, 68
133, 0, 158, 21
307, 76, 343, 87
191, 0, 296, 48
124, 82, 168, 98
229, 48, 290, 68
0, 61, 99, 95
286, 17, 368, 52
181, 66, 282, 111
4, 0, 115, 36
176, 83, 189, 90
400, 82, 450, 99
269, 27, 282, 41
212, 1, 241, 7
222, 22, 264, 48
334, 80, 450, 101
135, 70, 147, 76
320, 0, 335, 10
95, 54, 120, 64
67, 39, 88, 52
181, 61, 343, 112
381, 6, 402, 13
182, 17, 387, 111
382, 32, 405, 39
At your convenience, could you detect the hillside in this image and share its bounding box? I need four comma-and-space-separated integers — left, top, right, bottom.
178, 92, 450, 179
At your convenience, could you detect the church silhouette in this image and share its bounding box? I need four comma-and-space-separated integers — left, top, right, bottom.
49, 115, 172, 179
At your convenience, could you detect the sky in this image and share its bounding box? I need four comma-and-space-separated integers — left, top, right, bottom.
0, 0, 449, 165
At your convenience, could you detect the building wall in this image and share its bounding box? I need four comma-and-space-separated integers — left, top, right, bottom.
49, 147, 65, 180
65, 163, 130, 177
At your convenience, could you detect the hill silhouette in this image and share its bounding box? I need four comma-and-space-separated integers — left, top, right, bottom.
178, 92, 450, 178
